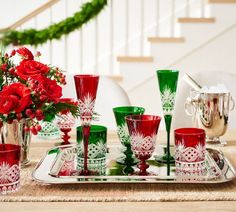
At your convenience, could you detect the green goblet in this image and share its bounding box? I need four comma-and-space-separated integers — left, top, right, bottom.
113, 106, 145, 174
156, 70, 179, 176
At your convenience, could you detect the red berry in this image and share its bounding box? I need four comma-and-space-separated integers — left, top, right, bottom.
0, 64, 7, 71
40, 95, 47, 102
9, 67, 15, 75
29, 114, 35, 119
16, 113, 22, 121
24, 126, 30, 132
10, 50, 16, 57
35, 51, 41, 57
4, 53, 9, 58
36, 109, 43, 116
30, 126, 38, 135
25, 109, 33, 117
36, 125, 42, 132
36, 115, 44, 121
7, 119, 13, 124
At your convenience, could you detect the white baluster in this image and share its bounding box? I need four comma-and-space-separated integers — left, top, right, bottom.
140, 0, 144, 56
201, 0, 205, 18
94, 17, 98, 73
49, 6, 53, 64
171, 0, 175, 37
34, 16, 38, 29
109, 0, 114, 74
64, 0, 68, 71
125, 0, 129, 55
80, 0, 83, 73
156, 0, 160, 36
186, 0, 190, 17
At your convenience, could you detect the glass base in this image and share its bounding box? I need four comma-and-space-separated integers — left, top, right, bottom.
206, 137, 226, 146
21, 159, 31, 168
116, 155, 139, 165
154, 154, 175, 164
0, 181, 20, 195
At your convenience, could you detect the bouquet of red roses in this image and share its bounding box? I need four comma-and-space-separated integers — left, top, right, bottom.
0, 47, 79, 135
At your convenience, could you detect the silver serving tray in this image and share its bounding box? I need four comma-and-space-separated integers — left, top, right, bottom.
32, 144, 236, 184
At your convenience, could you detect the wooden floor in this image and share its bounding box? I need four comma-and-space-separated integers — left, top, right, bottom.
1, 201, 236, 212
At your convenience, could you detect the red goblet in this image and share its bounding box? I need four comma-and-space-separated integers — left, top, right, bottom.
125, 115, 161, 175
56, 98, 77, 145
56, 112, 76, 145
74, 74, 99, 175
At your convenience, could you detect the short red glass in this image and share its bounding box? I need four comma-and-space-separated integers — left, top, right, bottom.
125, 115, 161, 175
174, 128, 206, 177
0, 144, 21, 195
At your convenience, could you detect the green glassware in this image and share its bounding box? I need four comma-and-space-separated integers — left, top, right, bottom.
113, 106, 145, 174
77, 125, 107, 175
156, 70, 179, 176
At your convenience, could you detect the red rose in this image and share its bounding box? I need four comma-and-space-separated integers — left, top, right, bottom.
16, 60, 50, 80
0, 83, 32, 114
32, 75, 62, 103
16, 47, 34, 60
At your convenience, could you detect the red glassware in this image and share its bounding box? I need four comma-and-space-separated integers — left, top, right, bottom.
125, 115, 161, 175
0, 144, 21, 194
174, 128, 206, 176
74, 75, 99, 175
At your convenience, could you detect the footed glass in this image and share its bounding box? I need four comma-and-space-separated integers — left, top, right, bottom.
125, 115, 161, 175
113, 106, 145, 174
74, 74, 99, 175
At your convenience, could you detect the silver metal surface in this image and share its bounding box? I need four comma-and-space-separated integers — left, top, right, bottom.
185, 91, 235, 145
32, 144, 236, 184
0, 119, 32, 167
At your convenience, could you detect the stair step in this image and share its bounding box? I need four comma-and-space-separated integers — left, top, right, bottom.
148, 37, 185, 43
117, 56, 153, 62
178, 17, 216, 23
209, 0, 236, 3
107, 75, 123, 82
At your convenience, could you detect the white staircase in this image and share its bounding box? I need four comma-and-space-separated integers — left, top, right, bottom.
117, 0, 236, 128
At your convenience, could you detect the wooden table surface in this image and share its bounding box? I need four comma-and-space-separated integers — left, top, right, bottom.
2, 129, 236, 212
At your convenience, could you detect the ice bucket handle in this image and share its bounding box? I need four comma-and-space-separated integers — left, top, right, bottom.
230, 96, 235, 111
184, 97, 196, 116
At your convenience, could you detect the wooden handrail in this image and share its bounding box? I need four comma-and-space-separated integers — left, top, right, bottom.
0, 0, 60, 33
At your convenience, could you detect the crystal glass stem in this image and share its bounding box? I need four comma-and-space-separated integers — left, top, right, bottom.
82, 124, 91, 175
165, 114, 172, 176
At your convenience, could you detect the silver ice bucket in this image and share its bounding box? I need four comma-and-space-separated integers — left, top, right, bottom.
185, 91, 235, 145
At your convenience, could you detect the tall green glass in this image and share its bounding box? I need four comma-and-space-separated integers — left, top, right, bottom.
156, 70, 179, 176
113, 106, 145, 174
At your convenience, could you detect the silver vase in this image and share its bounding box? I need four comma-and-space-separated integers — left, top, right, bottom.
0, 119, 32, 167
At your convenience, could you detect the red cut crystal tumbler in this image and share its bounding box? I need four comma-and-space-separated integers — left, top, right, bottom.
0, 144, 21, 195
174, 128, 206, 177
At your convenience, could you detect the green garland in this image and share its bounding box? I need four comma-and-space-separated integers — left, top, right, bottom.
1, 0, 107, 46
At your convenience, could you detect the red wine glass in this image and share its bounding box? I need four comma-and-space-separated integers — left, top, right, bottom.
125, 115, 161, 175
74, 74, 99, 175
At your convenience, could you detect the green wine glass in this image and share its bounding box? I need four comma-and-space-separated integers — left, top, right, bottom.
156, 70, 179, 176
113, 106, 145, 174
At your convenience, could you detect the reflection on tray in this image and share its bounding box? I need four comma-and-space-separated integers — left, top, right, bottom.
44, 145, 236, 183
